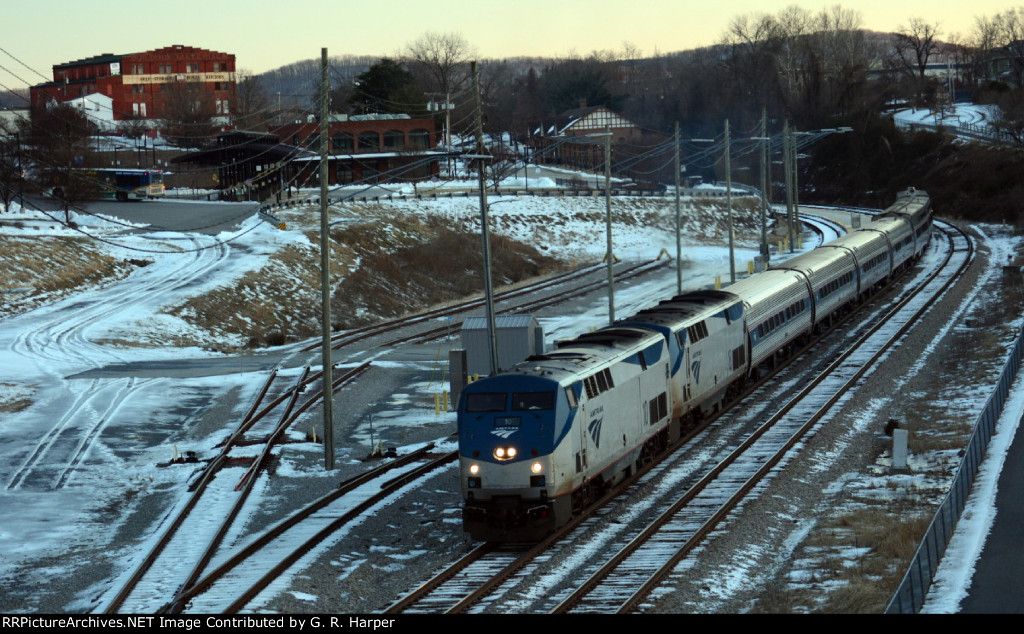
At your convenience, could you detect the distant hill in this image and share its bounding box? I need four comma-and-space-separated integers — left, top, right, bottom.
0, 88, 29, 109
256, 55, 378, 111
256, 54, 559, 112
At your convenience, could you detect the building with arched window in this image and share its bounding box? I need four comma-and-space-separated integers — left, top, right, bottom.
273, 114, 444, 186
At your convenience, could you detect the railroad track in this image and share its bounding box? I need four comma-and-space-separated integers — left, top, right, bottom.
96, 218, 845, 614
552, 221, 972, 613
299, 259, 668, 352
162, 444, 455, 613
382, 221, 972, 614
100, 363, 370, 614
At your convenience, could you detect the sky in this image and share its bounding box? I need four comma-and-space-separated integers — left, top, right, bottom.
2, 0, 1023, 94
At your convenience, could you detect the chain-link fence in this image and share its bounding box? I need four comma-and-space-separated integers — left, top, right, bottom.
886, 321, 1024, 613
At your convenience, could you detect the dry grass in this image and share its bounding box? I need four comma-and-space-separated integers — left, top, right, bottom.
169, 240, 327, 349
0, 382, 34, 414
163, 210, 564, 346
330, 214, 563, 328
0, 234, 135, 316
752, 507, 933, 614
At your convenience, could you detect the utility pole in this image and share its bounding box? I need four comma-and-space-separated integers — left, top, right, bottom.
783, 120, 795, 253
792, 126, 800, 249
760, 108, 769, 266
319, 48, 334, 470
445, 91, 452, 176
604, 124, 614, 324
472, 61, 499, 376
725, 119, 735, 284
674, 121, 682, 295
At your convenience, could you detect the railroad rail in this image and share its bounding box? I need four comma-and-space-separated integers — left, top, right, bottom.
382, 221, 973, 614
161, 444, 454, 613
100, 363, 370, 613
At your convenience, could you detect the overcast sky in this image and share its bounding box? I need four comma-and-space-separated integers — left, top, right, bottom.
2, 0, 1021, 92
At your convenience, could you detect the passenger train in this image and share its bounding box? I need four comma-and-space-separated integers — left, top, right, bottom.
456, 189, 933, 542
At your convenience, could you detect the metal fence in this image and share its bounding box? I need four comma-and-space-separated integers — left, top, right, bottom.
885, 320, 1024, 613
256, 184, 763, 216
900, 118, 1019, 146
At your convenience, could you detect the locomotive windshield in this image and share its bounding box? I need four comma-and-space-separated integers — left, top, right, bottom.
466, 392, 507, 412
511, 392, 555, 411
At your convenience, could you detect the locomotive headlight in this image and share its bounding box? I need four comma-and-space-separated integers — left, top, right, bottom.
531, 461, 543, 474
469, 463, 480, 475
493, 446, 517, 461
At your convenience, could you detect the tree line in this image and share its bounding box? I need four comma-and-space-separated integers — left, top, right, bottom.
10, 6, 1024, 219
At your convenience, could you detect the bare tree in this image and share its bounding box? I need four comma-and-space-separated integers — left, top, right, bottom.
19, 104, 99, 220
811, 6, 880, 120
162, 82, 218, 149
0, 119, 22, 212
117, 113, 149, 140
233, 69, 272, 130
405, 31, 474, 101
893, 17, 942, 80
987, 9, 1024, 86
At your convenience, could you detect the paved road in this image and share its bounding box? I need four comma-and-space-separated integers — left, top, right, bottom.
24, 194, 261, 236
958, 409, 1024, 614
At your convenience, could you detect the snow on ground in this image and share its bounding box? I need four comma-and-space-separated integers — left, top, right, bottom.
0, 187, 755, 612
891, 102, 999, 132
0, 164, 1019, 612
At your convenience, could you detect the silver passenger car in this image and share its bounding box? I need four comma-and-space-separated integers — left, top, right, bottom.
727, 268, 812, 373
818, 229, 892, 300
774, 246, 858, 329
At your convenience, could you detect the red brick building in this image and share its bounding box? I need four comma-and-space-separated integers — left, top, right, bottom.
30, 45, 236, 122
273, 114, 442, 185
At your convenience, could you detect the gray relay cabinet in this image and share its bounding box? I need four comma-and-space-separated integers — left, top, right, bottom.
461, 314, 545, 376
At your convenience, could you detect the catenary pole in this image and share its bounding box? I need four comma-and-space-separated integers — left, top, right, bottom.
605, 124, 615, 324
319, 48, 334, 470
784, 120, 795, 253
760, 108, 769, 266
674, 122, 682, 295
792, 125, 800, 249
726, 119, 735, 284
472, 61, 499, 375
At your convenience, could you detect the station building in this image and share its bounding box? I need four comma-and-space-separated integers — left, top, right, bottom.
29, 45, 236, 123
172, 115, 446, 202
272, 114, 444, 186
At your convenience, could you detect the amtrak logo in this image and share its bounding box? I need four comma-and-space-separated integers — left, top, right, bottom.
691, 359, 702, 383
588, 417, 603, 448
490, 429, 517, 439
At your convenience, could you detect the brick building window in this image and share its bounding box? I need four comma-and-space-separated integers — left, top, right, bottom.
332, 133, 353, 153
408, 129, 430, 150
358, 132, 380, 152
383, 130, 405, 151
